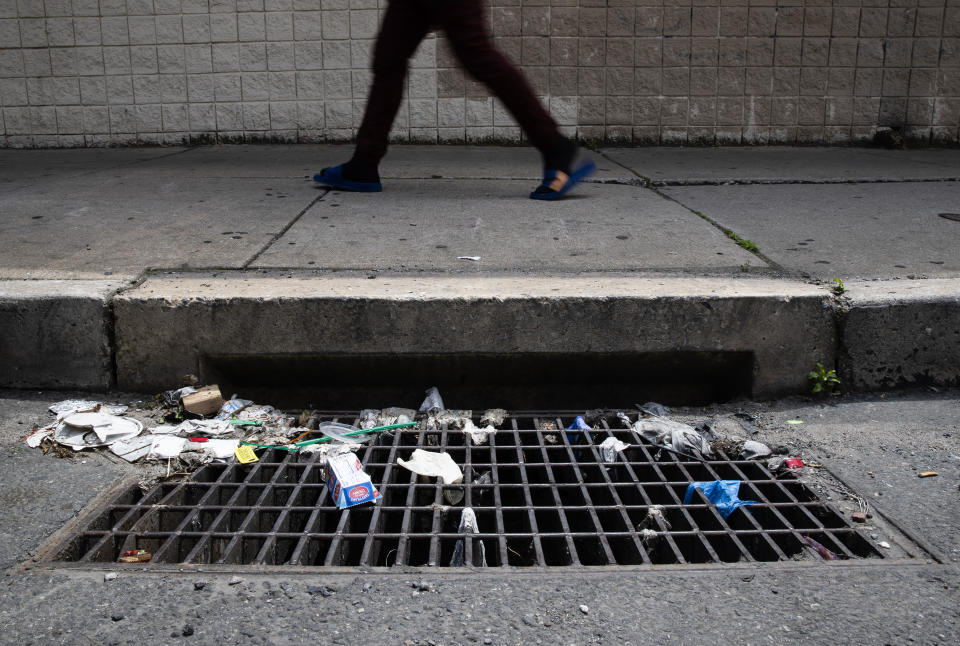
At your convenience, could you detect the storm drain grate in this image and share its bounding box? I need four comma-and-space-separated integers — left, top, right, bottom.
52, 413, 890, 568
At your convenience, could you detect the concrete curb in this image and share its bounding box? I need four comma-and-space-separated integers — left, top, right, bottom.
5, 274, 959, 400
112, 273, 835, 399
841, 279, 960, 391
0, 280, 122, 390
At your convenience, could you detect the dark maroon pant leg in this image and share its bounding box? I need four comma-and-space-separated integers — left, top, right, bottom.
353, 0, 561, 166
352, 0, 432, 165
434, 0, 559, 154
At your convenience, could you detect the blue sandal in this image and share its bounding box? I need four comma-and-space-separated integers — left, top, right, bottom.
313, 165, 382, 192
530, 159, 597, 200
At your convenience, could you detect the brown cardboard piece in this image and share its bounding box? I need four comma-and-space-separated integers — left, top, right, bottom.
182, 385, 224, 416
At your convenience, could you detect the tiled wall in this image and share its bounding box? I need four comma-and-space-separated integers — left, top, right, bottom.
0, 0, 958, 147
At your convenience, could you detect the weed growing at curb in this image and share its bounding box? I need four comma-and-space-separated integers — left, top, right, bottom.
832, 278, 846, 296
808, 362, 841, 395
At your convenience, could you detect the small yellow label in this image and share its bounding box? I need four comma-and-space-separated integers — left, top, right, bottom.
235, 445, 259, 463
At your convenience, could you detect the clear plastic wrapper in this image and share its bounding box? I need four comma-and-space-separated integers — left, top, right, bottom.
449, 508, 486, 567
418, 386, 445, 414
316, 422, 371, 444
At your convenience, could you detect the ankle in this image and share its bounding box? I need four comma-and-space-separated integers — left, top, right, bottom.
543, 136, 577, 175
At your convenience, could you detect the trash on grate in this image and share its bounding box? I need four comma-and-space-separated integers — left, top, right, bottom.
599, 436, 629, 462
324, 451, 380, 509
28, 387, 910, 569
637, 504, 671, 532
479, 408, 508, 427
199, 438, 241, 459
804, 536, 839, 561
397, 448, 464, 505
315, 421, 372, 445
565, 415, 591, 444
118, 549, 151, 563
784, 458, 805, 469
464, 419, 496, 445
234, 444, 259, 463
419, 386, 445, 415
636, 402, 670, 418
739, 440, 772, 460
629, 417, 713, 460
684, 480, 756, 519
397, 449, 462, 484
450, 508, 486, 567
153, 419, 233, 436
40, 405, 908, 568
359, 407, 417, 429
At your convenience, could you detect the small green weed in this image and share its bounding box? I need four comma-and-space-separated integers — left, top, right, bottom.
808, 362, 841, 395
831, 278, 845, 296
723, 228, 759, 253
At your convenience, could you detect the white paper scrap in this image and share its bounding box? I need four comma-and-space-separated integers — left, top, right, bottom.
599, 436, 629, 462
148, 424, 182, 435
24, 426, 53, 448
200, 439, 241, 459
61, 412, 139, 443
397, 449, 463, 485
457, 256, 481, 261
110, 436, 154, 462
463, 419, 496, 446
177, 419, 233, 436
49, 400, 101, 418
148, 435, 187, 459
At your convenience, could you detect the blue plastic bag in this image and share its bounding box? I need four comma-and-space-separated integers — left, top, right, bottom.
565, 415, 591, 445
683, 480, 756, 519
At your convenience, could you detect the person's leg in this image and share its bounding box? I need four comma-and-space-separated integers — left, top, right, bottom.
351, 0, 432, 168
317, 0, 431, 188
433, 0, 575, 173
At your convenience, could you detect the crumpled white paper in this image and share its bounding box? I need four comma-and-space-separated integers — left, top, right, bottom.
598, 436, 629, 462
199, 439, 240, 459
148, 419, 232, 436
463, 419, 496, 446
397, 449, 463, 484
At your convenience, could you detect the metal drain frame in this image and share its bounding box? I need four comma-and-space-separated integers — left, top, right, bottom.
33, 412, 932, 571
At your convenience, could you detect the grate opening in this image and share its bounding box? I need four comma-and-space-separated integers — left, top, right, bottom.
202, 352, 754, 409
45, 412, 901, 569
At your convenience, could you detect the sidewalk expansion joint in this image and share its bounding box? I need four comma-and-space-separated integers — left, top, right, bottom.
647, 189, 783, 273
241, 191, 328, 269
650, 178, 960, 187
597, 151, 653, 188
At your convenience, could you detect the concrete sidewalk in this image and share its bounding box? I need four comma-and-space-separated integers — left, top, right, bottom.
1, 145, 958, 398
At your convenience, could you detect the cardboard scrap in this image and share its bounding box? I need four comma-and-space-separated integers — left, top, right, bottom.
182, 385, 224, 416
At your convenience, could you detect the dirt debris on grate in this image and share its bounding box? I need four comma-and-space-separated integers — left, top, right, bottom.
44, 413, 917, 569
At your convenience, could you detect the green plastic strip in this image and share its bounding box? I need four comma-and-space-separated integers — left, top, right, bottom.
238, 421, 418, 453
293, 421, 418, 447
239, 442, 298, 452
